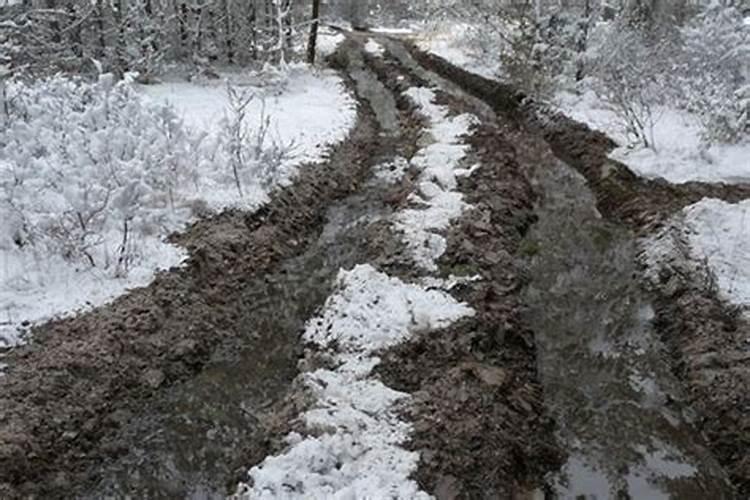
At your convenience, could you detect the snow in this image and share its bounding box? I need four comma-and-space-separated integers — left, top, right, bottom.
395, 87, 478, 270
140, 65, 356, 175
415, 24, 501, 79
556, 90, 750, 184
681, 198, 750, 306
370, 27, 416, 35
1, 67, 356, 347
373, 157, 409, 184
643, 198, 750, 310
364, 39, 385, 57
316, 30, 346, 59
235, 264, 473, 499
0, 240, 185, 347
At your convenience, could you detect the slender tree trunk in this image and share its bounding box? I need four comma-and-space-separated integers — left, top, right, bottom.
307, 0, 321, 64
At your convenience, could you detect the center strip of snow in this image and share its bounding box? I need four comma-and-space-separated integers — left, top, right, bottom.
395, 87, 478, 271
234, 265, 473, 499
235, 84, 481, 499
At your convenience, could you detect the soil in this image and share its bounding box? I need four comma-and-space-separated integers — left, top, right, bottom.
3, 29, 748, 500
406, 43, 750, 498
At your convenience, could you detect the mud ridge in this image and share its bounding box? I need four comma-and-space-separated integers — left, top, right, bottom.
364, 45, 564, 498
0, 46, 381, 498
403, 42, 750, 497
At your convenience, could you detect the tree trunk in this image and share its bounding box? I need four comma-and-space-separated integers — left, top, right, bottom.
307, 0, 321, 64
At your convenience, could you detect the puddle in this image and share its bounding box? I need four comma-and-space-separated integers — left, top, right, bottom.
521, 157, 734, 499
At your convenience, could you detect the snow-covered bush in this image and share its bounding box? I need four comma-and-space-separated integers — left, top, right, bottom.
0, 72, 298, 280
677, 5, 750, 144
0, 74, 198, 278
219, 83, 296, 195
589, 28, 675, 148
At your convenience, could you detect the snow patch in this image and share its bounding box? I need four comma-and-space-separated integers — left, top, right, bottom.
395, 87, 478, 271
364, 39, 385, 57
316, 31, 346, 58
235, 264, 473, 499
682, 198, 750, 306
557, 90, 750, 184
1, 241, 185, 347
373, 157, 409, 184
642, 198, 750, 310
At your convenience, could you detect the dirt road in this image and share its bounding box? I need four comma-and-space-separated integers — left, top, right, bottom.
1, 33, 748, 499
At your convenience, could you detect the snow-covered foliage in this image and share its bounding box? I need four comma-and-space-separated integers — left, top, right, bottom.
0, 66, 355, 346
588, 27, 675, 148
677, 5, 750, 144
1, 0, 307, 78
236, 264, 472, 499
0, 73, 196, 278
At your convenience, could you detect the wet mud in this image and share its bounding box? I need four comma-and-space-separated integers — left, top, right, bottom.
407, 43, 750, 498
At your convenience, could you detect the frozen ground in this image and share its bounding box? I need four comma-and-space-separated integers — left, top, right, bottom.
1, 66, 356, 348
557, 90, 750, 185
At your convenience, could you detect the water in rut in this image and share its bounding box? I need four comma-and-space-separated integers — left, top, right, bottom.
522, 157, 734, 498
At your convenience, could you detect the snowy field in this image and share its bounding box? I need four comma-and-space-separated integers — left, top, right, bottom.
140, 64, 356, 208
0, 64, 355, 347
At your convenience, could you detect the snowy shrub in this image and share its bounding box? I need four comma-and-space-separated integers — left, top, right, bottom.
677, 5, 750, 144
0, 73, 198, 277
590, 28, 675, 148
219, 83, 296, 194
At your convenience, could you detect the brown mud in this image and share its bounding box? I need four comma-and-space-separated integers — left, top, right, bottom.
361, 40, 563, 498
405, 43, 750, 497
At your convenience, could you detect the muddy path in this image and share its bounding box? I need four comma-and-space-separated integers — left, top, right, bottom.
403, 42, 750, 497
0, 40, 397, 498
3, 32, 747, 500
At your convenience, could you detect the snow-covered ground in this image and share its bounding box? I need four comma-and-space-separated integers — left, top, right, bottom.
235, 84, 479, 498
645, 198, 750, 311
0, 66, 355, 348
414, 23, 501, 79
364, 38, 385, 57
557, 90, 750, 184
395, 87, 477, 271
140, 64, 356, 209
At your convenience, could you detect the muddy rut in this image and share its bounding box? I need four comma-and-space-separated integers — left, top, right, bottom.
1, 33, 749, 500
